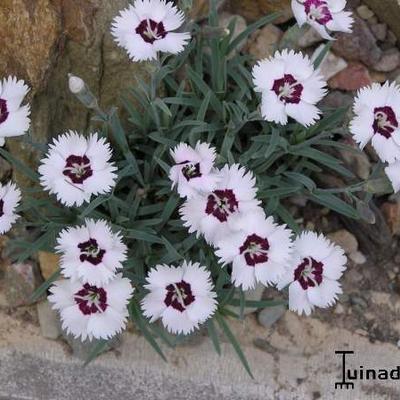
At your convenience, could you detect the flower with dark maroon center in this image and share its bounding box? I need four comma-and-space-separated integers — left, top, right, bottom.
63, 154, 93, 184
303, 0, 333, 25
239, 234, 270, 267
164, 280, 195, 312
136, 19, 167, 44
181, 162, 202, 181
373, 106, 398, 139
272, 74, 304, 104
74, 283, 108, 315
205, 189, 239, 222
294, 257, 324, 290
0, 99, 9, 125
78, 238, 105, 265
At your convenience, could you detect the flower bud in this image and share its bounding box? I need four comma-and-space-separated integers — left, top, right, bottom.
68, 74, 85, 94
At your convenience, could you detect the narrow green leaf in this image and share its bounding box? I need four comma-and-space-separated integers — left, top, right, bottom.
313, 41, 332, 69
206, 319, 221, 355
0, 147, 39, 182
30, 269, 61, 303
84, 339, 109, 367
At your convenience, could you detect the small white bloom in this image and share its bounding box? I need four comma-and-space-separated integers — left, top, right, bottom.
48, 274, 133, 341
277, 231, 347, 316
385, 161, 400, 193
292, 0, 354, 40
111, 0, 191, 62
0, 76, 30, 146
56, 219, 127, 286
39, 131, 117, 207
169, 142, 220, 199
252, 50, 327, 127
0, 182, 21, 234
141, 261, 217, 335
215, 212, 293, 291
180, 164, 262, 245
350, 82, 400, 164
68, 74, 85, 94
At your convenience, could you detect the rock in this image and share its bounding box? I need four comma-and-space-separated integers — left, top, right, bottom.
0, 157, 12, 181
381, 202, 400, 235
320, 91, 353, 109
349, 251, 367, 265
247, 24, 283, 60
370, 23, 387, 41
258, 305, 286, 328
372, 48, 400, 72
220, 13, 247, 55
62, 331, 121, 361
387, 30, 398, 45
4, 262, 43, 307
37, 300, 61, 339
356, 5, 374, 20
1, 1, 150, 190
38, 251, 60, 280
363, 0, 400, 41
339, 138, 371, 180
327, 229, 358, 254
312, 45, 348, 80
228, 0, 293, 24
278, 25, 309, 51
298, 26, 324, 48
229, 283, 266, 316
328, 62, 372, 91
370, 70, 387, 83
332, 16, 381, 68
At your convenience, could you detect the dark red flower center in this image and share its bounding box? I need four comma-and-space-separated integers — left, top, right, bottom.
373, 106, 398, 139
0, 99, 9, 124
0, 199, 4, 218
272, 74, 303, 104
205, 189, 239, 222
304, 0, 333, 25
239, 234, 270, 266
294, 257, 324, 290
63, 154, 93, 184
164, 280, 195, 312
78, 238, 105, 265
74, 284, 108, 315
136, 19, 167, 44
181, 162, 202, 181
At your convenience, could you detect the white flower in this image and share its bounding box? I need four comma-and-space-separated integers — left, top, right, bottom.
180, 164, 262, 245
0, 76, 30, 146
56, 219, 127, 286
292, 0, 354, 40
111, 0, 191, 62
39, 131, 117, 207
48, 274, 133, 341
277, 231, 347, 316
169, 142, 220, 199
0, 182, 21, 234
350, 82, 400, 164
215, 212, 293, 291
141, 261, 217, 335
252, 50, 327, 127
385, 161, 400, 193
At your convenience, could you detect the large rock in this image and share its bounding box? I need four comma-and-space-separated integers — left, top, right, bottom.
363, 0, 400, 42
0, 1, 149, 188
227, 0, 293, 24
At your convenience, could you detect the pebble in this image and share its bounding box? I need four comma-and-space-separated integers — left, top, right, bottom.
320, 91, 353, 109
298, 26, 324, 48
247, 24, 283, 60
381, 202, 400, 235
38, 251, 60, 280
370, 23, 387, 41
357, 5, 374, 20
328, 229, 358, 254
312, 45, 347, 80
387, 30, 397, 45
349, 251, 367, 265
258, 305, 286, 328
37, 300, 61, 340
4, 262, 42, 307
373, 48, 400, 72
334, 304, 345, 315
328, 62, 372, 91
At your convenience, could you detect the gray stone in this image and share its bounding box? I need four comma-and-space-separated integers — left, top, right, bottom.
312, 45, 348, 80
370, 23, 388, 41
327, 229, 359, 255
257, 305, 286, 328
332, 16, 382, 68
62, 331, 121, 361
229, 283, 266, 316
219, 12, 247, 56
373, 48, 400, 72
297, 26, 324, 48
357, 5, 374, 20
247, 24, 283, 60
4, 262, 42, 307
37, 300, 61, 340
320, 90, 353, 109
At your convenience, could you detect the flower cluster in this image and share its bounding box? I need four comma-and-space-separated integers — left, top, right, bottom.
170, 142, 347, 315
49, 219, 133, 341
350, 82, 400, 193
